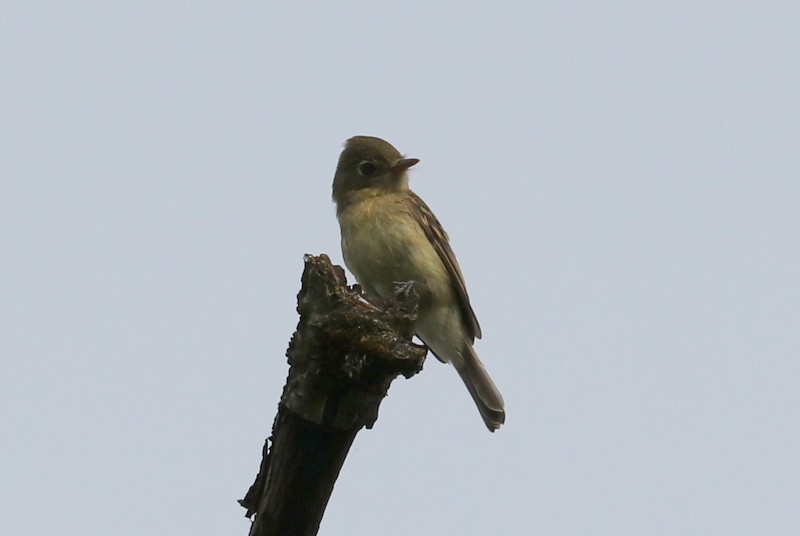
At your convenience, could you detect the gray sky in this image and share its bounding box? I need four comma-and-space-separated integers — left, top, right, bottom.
2, 1, 798, 535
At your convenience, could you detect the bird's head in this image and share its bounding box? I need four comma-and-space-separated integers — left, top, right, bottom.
332, 136, 419, 207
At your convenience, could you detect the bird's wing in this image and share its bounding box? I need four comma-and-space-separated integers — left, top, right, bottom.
406, 191, 482, 340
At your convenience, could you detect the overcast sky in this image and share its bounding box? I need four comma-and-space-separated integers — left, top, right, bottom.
2, 2, 798, 535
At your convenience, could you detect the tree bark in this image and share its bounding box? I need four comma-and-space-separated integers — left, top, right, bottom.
239, 254, 426, 536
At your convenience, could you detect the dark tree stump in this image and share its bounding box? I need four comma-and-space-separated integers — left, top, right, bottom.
239, 254, 427, 536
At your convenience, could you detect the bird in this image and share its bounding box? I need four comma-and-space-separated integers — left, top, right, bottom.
331, 135, 505, 431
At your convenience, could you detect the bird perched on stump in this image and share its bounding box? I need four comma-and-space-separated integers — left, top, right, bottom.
332, 135, 505, 431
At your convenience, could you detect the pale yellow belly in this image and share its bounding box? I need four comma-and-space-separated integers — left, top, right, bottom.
338, 194, 450, 304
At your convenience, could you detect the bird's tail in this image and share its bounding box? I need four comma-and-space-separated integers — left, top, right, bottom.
453, 345, 506, 432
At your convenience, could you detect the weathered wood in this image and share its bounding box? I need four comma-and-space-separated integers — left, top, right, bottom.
240, 254, 426, 536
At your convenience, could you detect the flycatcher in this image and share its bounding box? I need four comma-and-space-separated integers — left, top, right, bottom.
332, 135, 505, 431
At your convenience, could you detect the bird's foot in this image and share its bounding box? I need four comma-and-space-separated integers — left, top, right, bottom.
392, 280, 417, 300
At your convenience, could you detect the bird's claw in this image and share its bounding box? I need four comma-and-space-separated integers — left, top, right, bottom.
392, 280, 417, 299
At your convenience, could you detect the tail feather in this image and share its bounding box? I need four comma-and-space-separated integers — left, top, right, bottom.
454, 345, 505, 432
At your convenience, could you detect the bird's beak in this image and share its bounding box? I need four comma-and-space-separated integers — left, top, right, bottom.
393, 158, 419, 171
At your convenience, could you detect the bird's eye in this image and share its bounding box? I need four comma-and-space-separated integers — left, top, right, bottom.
358, 162, 377, 176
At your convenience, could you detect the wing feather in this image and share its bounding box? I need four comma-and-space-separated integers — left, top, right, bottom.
406, 191, 482, 341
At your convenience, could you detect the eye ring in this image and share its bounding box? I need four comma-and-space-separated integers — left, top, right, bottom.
358, 162, 377, 176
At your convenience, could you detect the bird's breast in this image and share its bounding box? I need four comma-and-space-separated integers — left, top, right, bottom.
337, 194, 448, 301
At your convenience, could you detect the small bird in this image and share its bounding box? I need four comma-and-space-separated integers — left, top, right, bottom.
332, 135, 505, 431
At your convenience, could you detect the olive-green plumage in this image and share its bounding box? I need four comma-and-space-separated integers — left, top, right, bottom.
332, 136, 505, 431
